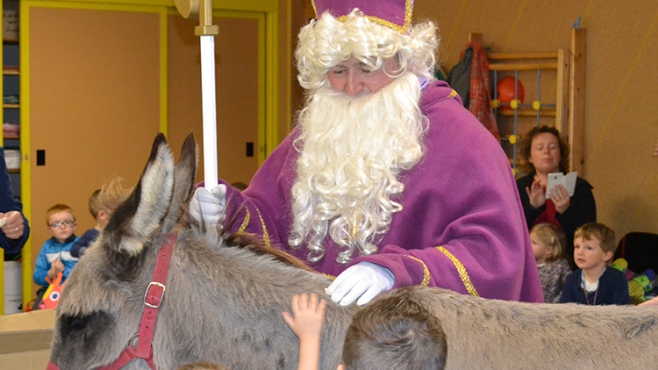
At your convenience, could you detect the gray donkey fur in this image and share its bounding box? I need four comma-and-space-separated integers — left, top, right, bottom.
395, 286, 658, 369
50, 133, 658, 370
49, 133, 355, 370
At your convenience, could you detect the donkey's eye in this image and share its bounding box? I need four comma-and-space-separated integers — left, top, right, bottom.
60, 311, 112, 338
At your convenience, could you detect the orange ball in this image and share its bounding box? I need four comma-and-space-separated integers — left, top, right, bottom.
497, 76, 525, 105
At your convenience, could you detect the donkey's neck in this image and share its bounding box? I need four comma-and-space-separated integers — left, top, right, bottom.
151, 231, 340, 369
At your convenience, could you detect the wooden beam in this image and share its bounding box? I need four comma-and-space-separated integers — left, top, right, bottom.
555, 48, 568, 135
568, 28, 587, 174
489, 62, 558, 71
488, 52, 559, 60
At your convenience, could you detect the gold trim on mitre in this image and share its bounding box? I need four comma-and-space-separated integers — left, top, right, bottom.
311, 0, 414, 34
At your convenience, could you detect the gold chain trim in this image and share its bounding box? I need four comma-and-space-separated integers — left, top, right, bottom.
436, 246, 480, 297
403, 255, 430, 286
313, 0, 414, 34
237, 208, 251, 234
236, 207, 271, 249
254, 207, 271, 249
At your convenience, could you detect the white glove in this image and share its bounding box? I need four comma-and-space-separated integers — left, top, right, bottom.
325, 262, 394, 306
189, 184, 227, 226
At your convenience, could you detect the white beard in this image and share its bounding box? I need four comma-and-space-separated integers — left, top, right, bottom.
289, 73, 427, 263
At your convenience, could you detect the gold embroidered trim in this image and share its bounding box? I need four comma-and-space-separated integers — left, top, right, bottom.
237, 208, 251, 234
312, 0, 414, 34
449, 89, 459, 98
254, 206, 271, 249
236, 207, 271, 249
436, 246, 480, 297
403, 255, 430, 286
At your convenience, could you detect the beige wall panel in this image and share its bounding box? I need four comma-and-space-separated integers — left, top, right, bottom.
168, 14, 259, 187
586, 29, 658, 234
28, 7, 161, 285
413, 0, 658, 238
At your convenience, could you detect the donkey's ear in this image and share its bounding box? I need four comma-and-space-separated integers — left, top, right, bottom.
104, 133, 175, 256
161, 133, 197, 233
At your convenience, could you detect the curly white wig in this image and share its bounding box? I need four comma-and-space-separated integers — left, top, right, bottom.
295, 9, 439, 95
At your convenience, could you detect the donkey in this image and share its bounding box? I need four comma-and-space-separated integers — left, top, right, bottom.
48, 134, 355, 370
49, 133, 658, 370
392, 285, 658, 369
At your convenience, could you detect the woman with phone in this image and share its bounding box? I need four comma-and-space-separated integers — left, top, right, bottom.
516, 125, 596, 269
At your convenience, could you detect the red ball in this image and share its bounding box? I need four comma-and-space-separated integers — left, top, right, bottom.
497, 76, 525, 104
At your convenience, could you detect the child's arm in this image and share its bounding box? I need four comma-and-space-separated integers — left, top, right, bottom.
558, 273, 575, 303
282, 292, 327, 370
612, 273, 630, 305
640, 296, 658, 306
33, 247, 52, 286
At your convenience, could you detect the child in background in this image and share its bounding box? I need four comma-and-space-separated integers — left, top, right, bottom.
71, 178, 130, 258
282, 289, 447, 370
559, 222, 629, 305
530, 223, 572, 303
70, 189, 100, 258
33, 204, 79, 298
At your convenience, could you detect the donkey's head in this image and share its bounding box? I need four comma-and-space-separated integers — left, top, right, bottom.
49, 133, 197, 369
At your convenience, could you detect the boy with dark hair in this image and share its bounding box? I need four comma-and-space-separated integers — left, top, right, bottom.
282, 288, 447, 370
559, 222, 629, 305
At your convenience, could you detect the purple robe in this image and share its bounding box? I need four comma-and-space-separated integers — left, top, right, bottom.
222, 80, 543, 302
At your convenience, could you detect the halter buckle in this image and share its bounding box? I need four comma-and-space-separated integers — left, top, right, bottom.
144, 282, 166, 308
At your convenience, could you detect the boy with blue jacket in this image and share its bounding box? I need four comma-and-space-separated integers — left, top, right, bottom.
33, 204, 79, 289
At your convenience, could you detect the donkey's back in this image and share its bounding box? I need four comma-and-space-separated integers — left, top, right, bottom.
409, 286, 658, 369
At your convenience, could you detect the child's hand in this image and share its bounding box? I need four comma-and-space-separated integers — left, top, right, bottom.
283, 293, 327, 370
49, 259, 64, 278
282, 292, 327, 342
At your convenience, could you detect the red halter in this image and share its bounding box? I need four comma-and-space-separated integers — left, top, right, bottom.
47, 233, 177, 370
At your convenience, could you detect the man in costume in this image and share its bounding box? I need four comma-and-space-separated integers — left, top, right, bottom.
191, 0, 543, 305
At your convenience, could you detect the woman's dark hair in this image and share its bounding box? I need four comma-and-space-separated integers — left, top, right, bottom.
519, 125, 570, 174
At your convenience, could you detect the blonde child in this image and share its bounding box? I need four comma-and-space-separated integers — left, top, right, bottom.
70, 177, 130, 257
559, 222, 629, 305
530, 223, 571, 303
33, 204, 79, 292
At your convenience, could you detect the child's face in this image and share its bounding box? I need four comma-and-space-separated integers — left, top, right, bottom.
530, 232, 552, 263
48, 211, 76, 242
573, 236, 612, 270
